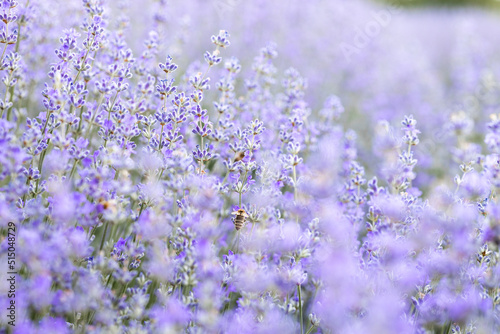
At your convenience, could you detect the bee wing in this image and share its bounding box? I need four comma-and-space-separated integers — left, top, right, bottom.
231, 211, 239, 215
242, 212, 249, 217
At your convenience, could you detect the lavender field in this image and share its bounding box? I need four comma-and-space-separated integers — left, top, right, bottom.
1, 0, 500, 333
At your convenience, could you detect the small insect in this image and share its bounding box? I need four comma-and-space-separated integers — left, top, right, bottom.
232, 209, 249, 230
98, 197, 116, 211
234, 151, 245, 162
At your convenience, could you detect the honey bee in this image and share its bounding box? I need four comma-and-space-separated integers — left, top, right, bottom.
234, 151, 245, 162
98, 197, 116, 212
232, 209, 248, 230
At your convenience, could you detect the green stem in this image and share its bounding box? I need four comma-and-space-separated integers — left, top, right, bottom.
298, 284, 304, 334
119, 281, 130, 297
6, 77, 15, 120
305, 325, 316, 334
159, 124, 164, 151
86, 310, 95, 325
33, 138, 51, 197
107, 91, 119, 122
442, 321, 452, 334
103, 91, 120, 148
40, 109, 51, 137
146, 280, 158, 309
99, 221, 109, 251
37, 144, 48, 171
14, 1, 29, 54
238, 169, 249, 208
0, 43, 9, 68
76, 106, 85, 134
85, 94, 105, 140
0, 5, 12, 66
235, 230, 240, 253
69, 159, 79, 180
292, 165, 298, 201
73, 36, 95, 84
2, 70, 11, 120
199, 120, 204, 173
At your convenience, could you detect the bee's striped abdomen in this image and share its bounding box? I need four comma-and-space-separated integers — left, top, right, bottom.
233, 215, 246, 230
232, 209, 248, 231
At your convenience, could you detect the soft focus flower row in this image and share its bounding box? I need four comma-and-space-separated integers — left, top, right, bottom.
1, 0, 500, 333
